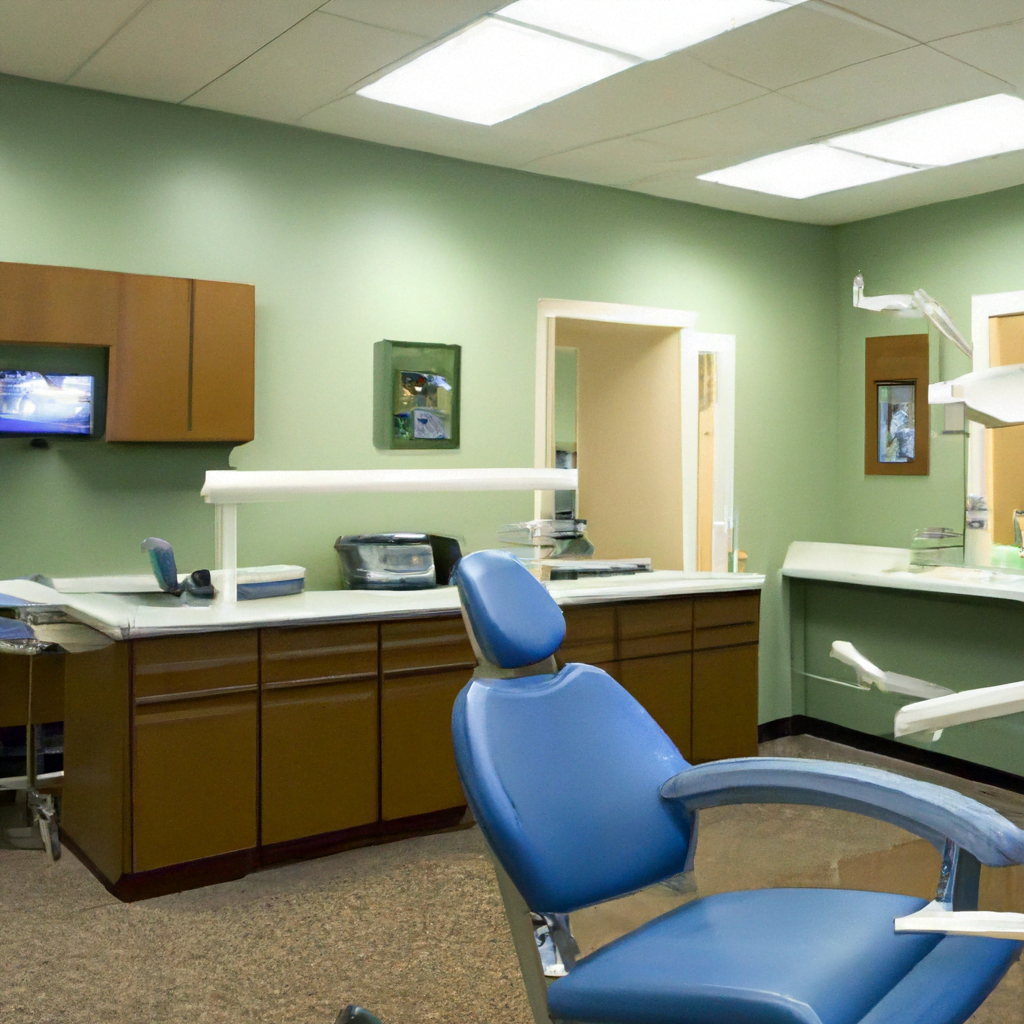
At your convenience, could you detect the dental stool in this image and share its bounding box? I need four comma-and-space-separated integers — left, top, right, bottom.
452, 550, 1024, 1024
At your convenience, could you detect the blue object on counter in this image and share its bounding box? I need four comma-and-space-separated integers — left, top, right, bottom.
141, 538, 214, 599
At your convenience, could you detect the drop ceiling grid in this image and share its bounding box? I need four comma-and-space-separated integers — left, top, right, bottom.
1, 0, 1024, 224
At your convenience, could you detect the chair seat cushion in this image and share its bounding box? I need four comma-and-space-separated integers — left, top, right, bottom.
547, 888, 1020, 1024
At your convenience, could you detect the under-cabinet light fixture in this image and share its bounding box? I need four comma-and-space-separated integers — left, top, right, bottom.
358, 0, 808, 126
698, 144, 916, 200
700, 94, 1024, 199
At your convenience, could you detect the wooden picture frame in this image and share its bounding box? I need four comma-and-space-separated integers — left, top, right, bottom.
864, 334, 929, 476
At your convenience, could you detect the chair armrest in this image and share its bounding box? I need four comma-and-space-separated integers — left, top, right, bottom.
895, 680, 1024, 737
660, 757, 1024, 868
894, 906, 1024, 940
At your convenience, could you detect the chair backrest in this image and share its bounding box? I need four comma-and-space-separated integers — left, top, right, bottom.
453, 551, 693, 913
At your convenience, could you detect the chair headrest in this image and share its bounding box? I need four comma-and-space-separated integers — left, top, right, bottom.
456, 550, 566, 669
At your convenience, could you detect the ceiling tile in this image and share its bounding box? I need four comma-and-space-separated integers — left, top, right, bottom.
320, 0, 503, 39
635, 93, 842, 164
68, 0, 325, 103
931, 22, 1024, 91
0, 0, 145, 81
822, 0, 1024, 43
689, 3, 913, 91
502, 52, 766, 156
299, 93, 560, 168
521, 136, 687, 187
184, 12, 422, 123
780, 45, 1010, 129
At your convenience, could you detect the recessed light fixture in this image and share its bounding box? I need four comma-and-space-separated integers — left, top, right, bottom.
831, 94, 1024, 168
501, 0, 809, 61
357, 17, 635, 126
698, 144, 916, 199
700, 94, 1024, 199
358, 0, 808, 125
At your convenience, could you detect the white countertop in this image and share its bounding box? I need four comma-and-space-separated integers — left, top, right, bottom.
0, 570, 764, 639
782, 541, 1024, 604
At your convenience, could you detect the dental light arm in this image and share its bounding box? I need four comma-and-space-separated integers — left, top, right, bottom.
895, 679, 1024, 738
853, 274, 971, 358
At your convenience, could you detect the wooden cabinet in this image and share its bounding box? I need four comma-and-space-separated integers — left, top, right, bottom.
560, 605, 617, 676
131, 632, 258, 871
380, 616, 475, 821
260, 624, 379, 846
0, 260, 254, 443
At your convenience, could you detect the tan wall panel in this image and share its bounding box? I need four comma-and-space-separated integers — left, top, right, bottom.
557, 318, 683, 568
190, 279, 255, 442
381, 670, 466, 820
0, 262, 118, 346
133, 690, 257, 871
261, 679, 378, 845
692, 644, 759, 763
133, 631, 258, 699
106, 274, 190, 441
989, 314, 1024, 546
619, 652, 691, 759
61, 643, 130, 884
262, 623, 377, 685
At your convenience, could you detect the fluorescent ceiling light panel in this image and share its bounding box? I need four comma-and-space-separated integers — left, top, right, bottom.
357, 17, 634, 125
831, 94, 1024, 168
500, 0, 808, 60
699, 144, 916, 199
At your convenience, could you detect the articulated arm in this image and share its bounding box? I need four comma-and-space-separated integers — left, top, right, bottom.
660, 757, 1024, 868
895, 680, 1024, 738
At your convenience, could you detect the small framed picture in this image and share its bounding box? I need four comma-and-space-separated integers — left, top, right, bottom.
864, 335, 929, 476
373, 340, 461, 450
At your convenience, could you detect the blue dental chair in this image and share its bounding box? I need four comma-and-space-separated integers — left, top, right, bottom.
450, 550, 1024, 1024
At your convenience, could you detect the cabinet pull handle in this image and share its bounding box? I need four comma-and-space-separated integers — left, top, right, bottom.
262, 673, 377, 691
135, 682, 257, 706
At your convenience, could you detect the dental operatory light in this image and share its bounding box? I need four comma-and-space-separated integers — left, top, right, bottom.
702, 94, 1024, 198
697, 144, 915, 199
357, 0, 809, 125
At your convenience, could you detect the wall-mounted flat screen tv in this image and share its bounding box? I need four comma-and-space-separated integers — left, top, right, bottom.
0, 371, 95, 436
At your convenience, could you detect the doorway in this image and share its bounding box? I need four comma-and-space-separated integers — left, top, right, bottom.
535, 299, 735, 572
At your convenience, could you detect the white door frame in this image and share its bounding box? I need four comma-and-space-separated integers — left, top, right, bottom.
968, 290, 1024, 502
534, 298, 735, 571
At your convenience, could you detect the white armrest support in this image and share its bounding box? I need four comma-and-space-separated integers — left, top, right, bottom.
895, 906, 1024, 941
895, 680, 1024, 737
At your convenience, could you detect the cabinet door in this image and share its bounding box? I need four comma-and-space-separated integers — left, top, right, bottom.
618, 652, 691, 758
190, 279, 255, 442
0, 261, 118, 346
131, 632, 258, 871
260, 624, 379, 845
106, 274, 190, 440
692, 644, 758, 763
380, 617, 475, 821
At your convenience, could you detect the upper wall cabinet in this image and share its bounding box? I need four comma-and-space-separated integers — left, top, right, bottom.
0, 261, 255, 443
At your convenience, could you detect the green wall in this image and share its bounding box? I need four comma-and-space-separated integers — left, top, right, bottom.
0, 74, 842, 722
834, 186, 1024, 548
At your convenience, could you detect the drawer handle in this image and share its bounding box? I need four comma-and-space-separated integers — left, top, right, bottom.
135, 683, 257, 706
263, 673, 377, 691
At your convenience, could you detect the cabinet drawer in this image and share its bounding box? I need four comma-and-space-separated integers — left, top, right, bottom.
133, 689, 257, 871
261, 623, 377, 686
0, 651, 64, 727
618, 598, 693, 639
261, 678, 378, 845
381, 669, 466, 820
133, 631, 258, 700
381, 616, 475, 675
694, 593, 759, 649
559, 605, 616, 665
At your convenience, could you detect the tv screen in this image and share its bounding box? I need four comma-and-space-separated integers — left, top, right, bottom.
0, 371, 95, 436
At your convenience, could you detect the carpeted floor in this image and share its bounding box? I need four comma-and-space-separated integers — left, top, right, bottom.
1, 736, 1023, 1024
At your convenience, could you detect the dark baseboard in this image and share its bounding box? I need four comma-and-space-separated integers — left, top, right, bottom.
259, 806, 469, 868
62, 807, 469, 902
759, 715, 1024, 796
